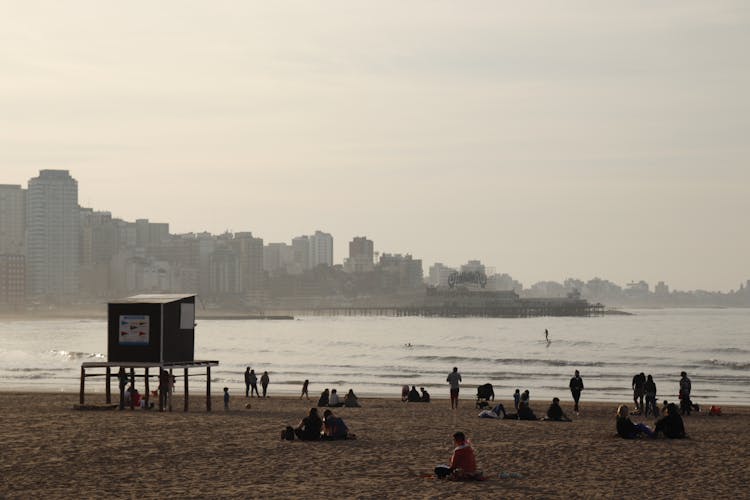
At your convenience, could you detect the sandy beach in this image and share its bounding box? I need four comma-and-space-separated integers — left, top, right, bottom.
0, 392, 748, 499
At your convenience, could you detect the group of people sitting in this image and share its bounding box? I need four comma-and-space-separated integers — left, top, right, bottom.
478, 393, 571, 422
616, 402, 686, 439
289, 407, 356, 441
403, 385, 431, 403
317, 388, 360, 408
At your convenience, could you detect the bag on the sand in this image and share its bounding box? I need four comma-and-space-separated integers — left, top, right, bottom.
281, 426, 295, 441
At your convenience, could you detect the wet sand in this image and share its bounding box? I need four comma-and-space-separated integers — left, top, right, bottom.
0, 392, 748, 498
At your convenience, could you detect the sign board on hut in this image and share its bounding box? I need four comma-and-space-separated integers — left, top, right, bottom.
108, 294, 196, 363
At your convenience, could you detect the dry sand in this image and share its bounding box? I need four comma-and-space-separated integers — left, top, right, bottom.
0, 392, 748, 499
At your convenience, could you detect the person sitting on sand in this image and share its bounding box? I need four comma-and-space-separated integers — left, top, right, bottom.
517, 399, 538, 420
543, 397, 571, 421
401, 384, 410, 402
295, 408, 323, 441
317, 389, 330, 407
329, 389, 343, 407
407, 385, 421, 402
655, 403, 686, 438
478, 403, 506, 418
616, 405, 654, 439
420, 387, 431, 403
434, 432, 484, 480
322, 410, 355, 440
344, 389, 361, 407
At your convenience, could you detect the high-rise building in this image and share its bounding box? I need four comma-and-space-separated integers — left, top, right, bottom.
0, 254, 25, 310
344, 236, 374, 273
0, 184, 26, 255
26, 170, 80, 302
233, 232, 264, 292
263, 242, 294, 274
292, 235, 310, 272
309, 230, 333, 268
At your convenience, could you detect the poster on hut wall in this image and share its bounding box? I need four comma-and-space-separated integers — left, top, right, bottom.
119, 315, 150, 345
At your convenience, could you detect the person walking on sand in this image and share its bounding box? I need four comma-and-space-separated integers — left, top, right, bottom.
300, 379, 309, 400
260, 371, 270, 398
248, 369, 259, 398
569, 370, 584, 414
447, 367, 462, 409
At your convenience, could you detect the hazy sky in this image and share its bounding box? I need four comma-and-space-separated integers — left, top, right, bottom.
2, 1, 748, 291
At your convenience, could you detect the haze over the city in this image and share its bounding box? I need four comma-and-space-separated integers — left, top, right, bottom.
2, 1, 748, 291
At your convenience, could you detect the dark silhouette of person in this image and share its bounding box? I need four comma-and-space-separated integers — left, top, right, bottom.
679, 371, 692, 416
295, 408, 322, 441
244, 367, 252, 397
407, 385, 421, 402
420, 387, 431, 402
569, 370, 584, 413
644, 374, 658, 417
260, 371, 270, 398
632, 372, 646, 412
655, 403, 686, 438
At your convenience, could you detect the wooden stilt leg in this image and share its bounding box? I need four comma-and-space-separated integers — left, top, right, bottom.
184, 368, 189, 412
168, 369, 173, 412
105, 367, 111, 404
130, 368, 135, 410
144, 368, 150, 407
206, 366, 211, 412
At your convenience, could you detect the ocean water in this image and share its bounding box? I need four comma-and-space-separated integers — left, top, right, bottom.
0, 308, 748, 405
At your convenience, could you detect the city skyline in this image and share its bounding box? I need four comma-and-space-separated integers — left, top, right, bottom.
2, 2, 749, 291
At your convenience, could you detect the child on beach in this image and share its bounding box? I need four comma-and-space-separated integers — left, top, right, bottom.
513, 389, 521, 411
300, 379, 309, 400
223, 387, 230, 410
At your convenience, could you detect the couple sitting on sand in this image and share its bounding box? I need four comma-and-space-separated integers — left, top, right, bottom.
434, 432, 485, 481
616, 403, 686, 439
293, 408, 356, 441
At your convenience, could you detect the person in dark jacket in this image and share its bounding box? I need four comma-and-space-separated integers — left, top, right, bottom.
644, 374, 658, 417
407, 385, 421, 402
295, 408, 323, 441
655, 403, 686, 438
317, 388, 330, 407
544, 397, 571, 421
420, 387, 431, 402
569, 370, 584, 413
632, 373, 646, 413
616, 405, 654, 438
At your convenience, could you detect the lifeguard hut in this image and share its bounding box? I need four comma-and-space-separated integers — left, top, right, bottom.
79, 294, 219, 411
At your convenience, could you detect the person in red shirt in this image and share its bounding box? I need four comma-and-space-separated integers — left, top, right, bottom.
435, 432, 483, 480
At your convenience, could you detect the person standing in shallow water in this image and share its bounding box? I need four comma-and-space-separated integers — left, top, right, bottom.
244, 367, 252, 398
447, 367, 462, 409
569, 370, 584, 414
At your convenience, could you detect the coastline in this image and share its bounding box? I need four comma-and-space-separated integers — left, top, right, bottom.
1, 392, 747, 498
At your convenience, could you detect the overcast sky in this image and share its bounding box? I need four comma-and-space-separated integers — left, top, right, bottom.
2, 1, 748, 291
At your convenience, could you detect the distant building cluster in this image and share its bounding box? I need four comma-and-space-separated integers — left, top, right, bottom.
1, 170, 749, 311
